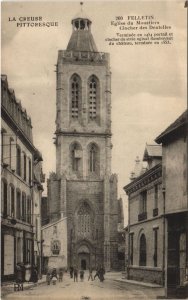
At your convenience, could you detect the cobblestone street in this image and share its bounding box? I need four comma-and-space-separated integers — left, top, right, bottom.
2, 272, 165, 300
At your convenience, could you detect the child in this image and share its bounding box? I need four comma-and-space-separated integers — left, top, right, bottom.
80, 269, 84, 282
46, 272, 51, 285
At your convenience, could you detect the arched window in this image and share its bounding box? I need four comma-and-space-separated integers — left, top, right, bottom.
70, 74, 81, 119
139, 234, 146, 266
16, 145, 21, 176
88, 143, 99, 174
10, 184, 15, 217
88, 75, 99, 121
70, 142, 82, 172
77, 202, 92, 238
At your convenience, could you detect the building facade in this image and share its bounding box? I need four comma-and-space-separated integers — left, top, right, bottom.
46, 10, 119, 271
42, 217, 67, 273
156, 110, 188, 298
124, 145, 165, 285
1, 75, 44, 280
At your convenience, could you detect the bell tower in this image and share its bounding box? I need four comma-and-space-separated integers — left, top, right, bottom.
49, 4, 119, 270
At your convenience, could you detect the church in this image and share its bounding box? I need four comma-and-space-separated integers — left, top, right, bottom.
44, 7, 120, 271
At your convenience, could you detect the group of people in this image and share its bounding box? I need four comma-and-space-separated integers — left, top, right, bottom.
69, 266, 105, 282
46, 266, 105, 285
46, 268, 64, 285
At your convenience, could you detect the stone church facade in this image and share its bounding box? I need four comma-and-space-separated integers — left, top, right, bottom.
47, 10, 119, 271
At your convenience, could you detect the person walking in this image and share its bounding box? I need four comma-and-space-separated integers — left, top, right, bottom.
88, 267, 93, 281
98, 266, 105, 282
94, 266, 99, 280
70, 266, 73, 278
73, 267, 78, 282
59, 268, 63, 282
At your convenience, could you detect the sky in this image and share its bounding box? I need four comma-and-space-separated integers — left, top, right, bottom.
1, 0, 187, 225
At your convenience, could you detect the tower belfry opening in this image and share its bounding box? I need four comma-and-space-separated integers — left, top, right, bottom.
48, 6, 119, 271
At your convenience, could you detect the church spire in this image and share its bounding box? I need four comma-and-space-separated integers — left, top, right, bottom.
66, 4, 98, 52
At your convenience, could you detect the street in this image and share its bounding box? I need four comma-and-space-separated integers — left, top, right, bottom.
3, 272, 165, 300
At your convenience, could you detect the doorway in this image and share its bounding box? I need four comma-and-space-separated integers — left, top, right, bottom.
81, 259, 86, 270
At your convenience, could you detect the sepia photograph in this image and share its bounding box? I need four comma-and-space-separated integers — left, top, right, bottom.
1, 0, 188, 299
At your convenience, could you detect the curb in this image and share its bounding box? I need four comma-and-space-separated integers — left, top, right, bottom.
113, 278, 163, 289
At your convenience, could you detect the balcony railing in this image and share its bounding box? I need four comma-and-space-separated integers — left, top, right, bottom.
138, 212, 147, 221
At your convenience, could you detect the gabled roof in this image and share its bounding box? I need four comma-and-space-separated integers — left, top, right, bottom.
155, 110, 187, 144
143, 144, 162, 161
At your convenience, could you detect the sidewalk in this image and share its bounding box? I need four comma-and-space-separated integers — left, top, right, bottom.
1, 276, 46, 299
105, 271, 164, 288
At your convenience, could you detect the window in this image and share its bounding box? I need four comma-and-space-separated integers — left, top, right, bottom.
71, 143, 82, 172
51, 240, 61, 255
2, 180, 8, 217
16, 145, 21, 176
26, 239, 32, 263
153, 185, 159, 216
9, 137, 14, 168
88, 76, 98, 120
129, 233, 134, 265
35, 218, 38, 240
77, 202, 92, 237
1, 129, 6, 162
153, 228, 158, 267
53, 226, 57, 235
23, 154, 27, 181
22, 193, 26, 221
70, 75, 81, 119
88, 143, 99, 174
89, 145, 96, 172
27, 197, 31, 223
140, 191, 147, 213
138, 190, 147, 221
139, 234, 146, 266
16, 190, 21, 219
10, 185, 15, 217
28, 159, 31, 184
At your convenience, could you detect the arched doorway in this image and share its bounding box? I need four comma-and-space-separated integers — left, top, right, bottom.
77, 245, 90, 270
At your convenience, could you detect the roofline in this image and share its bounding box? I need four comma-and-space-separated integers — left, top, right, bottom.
42, 217, 67, 230
2, 106, 37, 153
123, 163, 162, 194
155, 110, 188, 144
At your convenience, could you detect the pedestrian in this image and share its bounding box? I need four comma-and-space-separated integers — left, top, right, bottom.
70, 266, 73, 278
98, 266, 105, 282
88, 267, 93, 281
94, 267, 99, 280
59, 269, 63, 282
80, 269, 84, 282
51, 268, 58, 285
31, 265, 38, 283
46, 271, 51, 285
73, 267, 78, 282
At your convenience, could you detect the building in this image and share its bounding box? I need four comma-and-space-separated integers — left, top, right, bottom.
155, 110, 188, 298
124, 144, 165, 285
46, 8, 119, 271
42, 217, 67, 273
1, 75, 44, 281
41, 196, 49, 226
